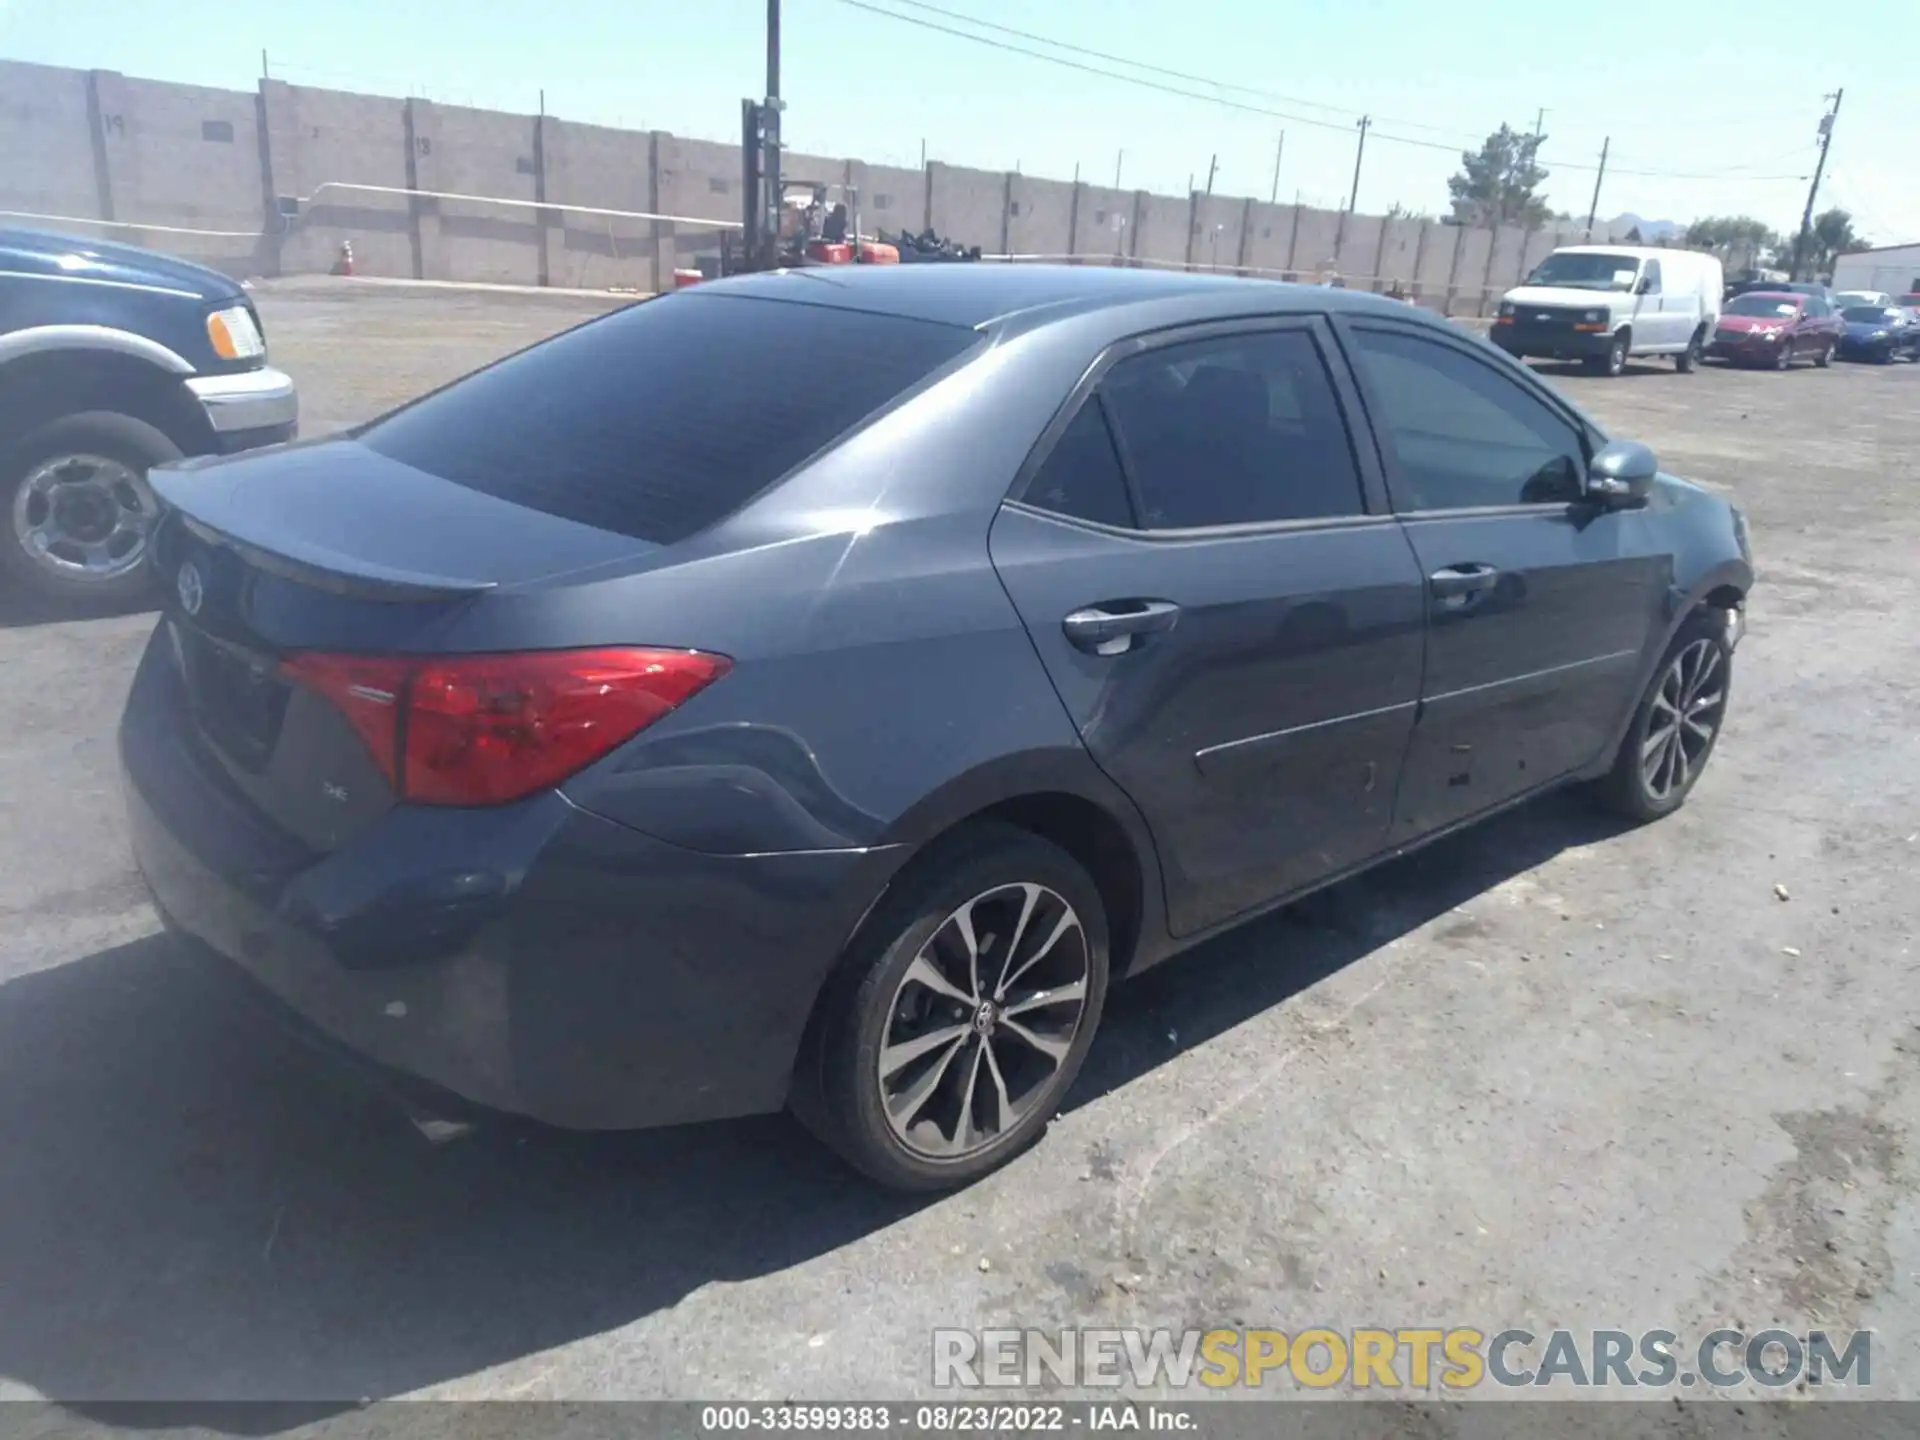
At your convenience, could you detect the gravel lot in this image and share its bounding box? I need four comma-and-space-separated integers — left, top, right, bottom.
1, 276, 1916, 1407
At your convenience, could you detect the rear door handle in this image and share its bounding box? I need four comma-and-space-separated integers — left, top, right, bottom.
1429, 564, 1501, 601
1062, 600, 1181, 656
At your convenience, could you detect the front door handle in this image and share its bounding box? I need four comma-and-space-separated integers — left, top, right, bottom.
1062, 599, 1181, 656
1429, 564, 1501, 601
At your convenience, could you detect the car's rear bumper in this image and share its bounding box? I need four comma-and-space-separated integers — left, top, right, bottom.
185, 366, 298, 452
1490, 325, 1613, 360
119, 630, 884, 1131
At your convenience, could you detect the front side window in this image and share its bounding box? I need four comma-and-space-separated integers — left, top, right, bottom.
1349, 327, 1587, 512
1096, 330, 1364, 529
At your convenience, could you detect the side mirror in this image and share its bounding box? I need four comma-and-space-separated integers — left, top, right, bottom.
1586, 440, 1657, 506
1634, 275, 1654, 295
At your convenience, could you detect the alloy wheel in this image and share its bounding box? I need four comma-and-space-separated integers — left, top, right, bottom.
11, 453, 159, 583
876, 881, 1090, 1160
1640, 638, 1726, 802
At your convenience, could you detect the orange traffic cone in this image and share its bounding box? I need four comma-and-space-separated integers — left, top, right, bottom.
331, 240, 355, 276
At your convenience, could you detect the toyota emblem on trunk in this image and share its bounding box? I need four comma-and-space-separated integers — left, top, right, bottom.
177, 561, 204, 616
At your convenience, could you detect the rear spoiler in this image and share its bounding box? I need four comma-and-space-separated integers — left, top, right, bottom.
165, 505, 497, 604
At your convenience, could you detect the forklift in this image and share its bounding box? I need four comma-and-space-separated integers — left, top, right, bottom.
680, 100, 898, 283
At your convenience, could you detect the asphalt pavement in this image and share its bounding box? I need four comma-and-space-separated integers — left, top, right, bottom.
1, 277, 1916, 1408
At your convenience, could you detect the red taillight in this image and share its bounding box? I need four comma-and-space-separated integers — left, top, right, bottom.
280, 647, 730, 807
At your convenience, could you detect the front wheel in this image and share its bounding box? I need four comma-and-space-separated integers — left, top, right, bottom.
793, 823, 1110, 1191
1584, 335, 1629, 376
1, 411, 177, 609
1591, 611, 1733, 822
1773, 342, 1794, 371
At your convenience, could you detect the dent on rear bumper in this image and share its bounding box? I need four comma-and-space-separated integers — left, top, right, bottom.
122, 740, 884, 1130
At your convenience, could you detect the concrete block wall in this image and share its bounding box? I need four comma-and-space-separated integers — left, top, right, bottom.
418, 101, 541, 285
0, 57, 1692, 298
1073, 186, 1135, 261
1291, 208, 1343, 277
1, 62, 97, 220
1187, 193, 1246, 271
1007, 175, 1076, 258
927, 163, 1009, 253
542, 118, 659, 291
1415, 221, 1460, 307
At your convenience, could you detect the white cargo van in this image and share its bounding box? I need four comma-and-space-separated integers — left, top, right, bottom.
1492, 245, 1724, 377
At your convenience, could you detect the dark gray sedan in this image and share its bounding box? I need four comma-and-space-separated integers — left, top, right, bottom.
121, 266, 1753, 1190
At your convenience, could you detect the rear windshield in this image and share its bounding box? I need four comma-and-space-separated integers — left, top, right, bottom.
359, 292, 980, 544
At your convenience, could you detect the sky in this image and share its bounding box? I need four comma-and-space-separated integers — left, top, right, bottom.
4, 0, 1916, 245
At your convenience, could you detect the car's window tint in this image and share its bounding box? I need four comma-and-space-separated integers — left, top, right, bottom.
1098, 331, 1363, 529
1350, 327, 1586, 511
360, 294, 978, 544
1025, 401, 1136, 529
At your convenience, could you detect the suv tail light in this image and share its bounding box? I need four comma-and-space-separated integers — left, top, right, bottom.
280, 647, 730, 806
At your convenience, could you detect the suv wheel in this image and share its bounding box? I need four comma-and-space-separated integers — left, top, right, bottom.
794, 822, 1109, 1191
1814, 340, 1836, 368
1591, 610, 1733, 822
1, 411, 178, 608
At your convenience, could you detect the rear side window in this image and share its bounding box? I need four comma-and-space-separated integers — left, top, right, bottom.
1099, 330, 1364, 529
360, 294, 979, 544
1025, 402, 1135, 528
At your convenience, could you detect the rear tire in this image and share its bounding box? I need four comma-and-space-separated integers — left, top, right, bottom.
793, 822, 1110, 1191
1814, 340, 1835, 368
1, 411, 177, 610
1590, 610, 1734, 823
1675, 328, 1704, 373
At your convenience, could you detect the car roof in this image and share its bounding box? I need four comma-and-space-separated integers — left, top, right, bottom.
690, 262, 1432, 331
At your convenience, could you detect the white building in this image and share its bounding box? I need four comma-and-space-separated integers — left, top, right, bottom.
1831, 244, 1920, 299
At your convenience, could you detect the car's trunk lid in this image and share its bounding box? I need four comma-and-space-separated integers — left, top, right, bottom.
145, 440, 659, 852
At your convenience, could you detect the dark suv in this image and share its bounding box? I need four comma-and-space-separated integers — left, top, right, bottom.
0, 228, 297, 607
123, 267, 1752, 1190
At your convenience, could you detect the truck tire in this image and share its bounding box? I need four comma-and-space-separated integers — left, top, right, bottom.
1, 411, 179, 610
1585, 330, 1630, 377
1675, 326, 1706, 373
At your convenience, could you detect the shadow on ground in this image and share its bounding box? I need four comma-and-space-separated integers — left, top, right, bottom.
0, 793, 1621, 1415
0, 586, 156, 631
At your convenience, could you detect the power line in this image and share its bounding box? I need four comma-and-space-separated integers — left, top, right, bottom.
831, 0, 1812, 183
878, 0, 1490, 145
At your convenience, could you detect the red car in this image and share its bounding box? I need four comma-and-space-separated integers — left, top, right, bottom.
1707, 291, 1844, 370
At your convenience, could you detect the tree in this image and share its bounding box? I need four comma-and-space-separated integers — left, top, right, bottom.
1775, 208, 1868, 278
1447, 125, 1551, 229
1686, 215, 1780, 254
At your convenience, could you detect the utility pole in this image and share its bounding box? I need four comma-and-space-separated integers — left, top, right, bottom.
760, 0, 783, 269
1205, 154, 1218, 196
260, 49, 270, 80
1346, 116, 1371, 213
1789, 89, 1843, 282
1269, 131, 1285, 204
1584, 137, 1609, 240
1115, 150, 1123, 189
